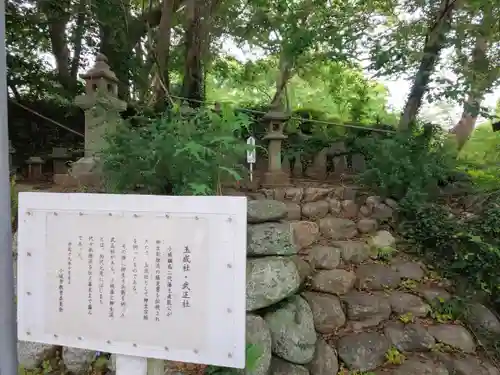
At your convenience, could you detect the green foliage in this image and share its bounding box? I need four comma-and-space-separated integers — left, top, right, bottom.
204, 344, 262, 375
357, 121, 500, 329
384, 346, 405, 365
398, 312, 414, 323
429, 297, 464, 323
400, 279, 418, 290
401, 201, 500, 307
460, 125, 500, 164
207, 58, 397, 126
469, 201, 500, 242
463, 165, 500, 191
18, 359, 54, 375
356, 125, 458, 206
458, 124, 500, 191
281, 108, 339, 172
101, 104, 251, 195
376, 246, 397, 261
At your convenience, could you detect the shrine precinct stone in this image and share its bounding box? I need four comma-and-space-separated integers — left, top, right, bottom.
17, 192, 247, 369
247, 222, 297, 256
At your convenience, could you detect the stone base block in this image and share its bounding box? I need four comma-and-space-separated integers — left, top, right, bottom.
53, 159, 70, 175
53, 173, 102, 189
305, 167, 327, 180
70, 156, 100, 175
262, 170, 290, 187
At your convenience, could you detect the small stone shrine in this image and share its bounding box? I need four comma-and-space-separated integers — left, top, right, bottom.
50, 147, 71, 176
55, 53, 126, 188
26, 156, 44, 181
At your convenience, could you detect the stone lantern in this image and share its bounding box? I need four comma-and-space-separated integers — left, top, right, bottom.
65, 53, 126, 187
81, 53, 119, 98
75, 53, 126, 159
262, 108, 290, 186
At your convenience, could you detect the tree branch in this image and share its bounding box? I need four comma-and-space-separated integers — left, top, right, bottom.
129, 0, 186, 47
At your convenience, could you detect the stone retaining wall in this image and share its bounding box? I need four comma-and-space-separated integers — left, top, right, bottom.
245, 185, 500, 375
16, 185, 500, 374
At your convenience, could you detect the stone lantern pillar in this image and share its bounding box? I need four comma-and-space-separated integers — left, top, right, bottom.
262, 108, 290, 186
67, 53, 127, 186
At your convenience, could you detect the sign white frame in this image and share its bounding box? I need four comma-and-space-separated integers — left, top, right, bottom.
246, 136, 256, 182
17, 192, 247, 369
246, 136, 256, 164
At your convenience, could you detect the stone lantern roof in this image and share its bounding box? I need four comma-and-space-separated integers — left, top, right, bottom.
262, 107, 290, 122
80, 53, 119, 83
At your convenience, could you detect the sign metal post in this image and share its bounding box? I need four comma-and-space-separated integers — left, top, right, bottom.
0, 0, 19, 372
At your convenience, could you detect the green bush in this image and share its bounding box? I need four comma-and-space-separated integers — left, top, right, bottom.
458, 162, 500, 192
356, 123, 500, 312
356, 124, 458, 207
457, 123, 500, 192
401, 200, 500, 308
101, 104, 251, 195
204, 344, 262, 374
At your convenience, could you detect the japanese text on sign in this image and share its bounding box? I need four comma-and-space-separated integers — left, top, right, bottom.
17, 192, 247, 369
43, 213, 209, 350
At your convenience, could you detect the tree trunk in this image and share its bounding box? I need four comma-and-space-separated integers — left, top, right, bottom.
270, 53, 293, 110
153, 0, 175, 110
398, 0, 459, 130
129, 0, 185, 48
40, 0, 73, 92
450, 31, 493, 150
451, 95, 480, 150
93, 0, 133, 100
181, 0, 205, 106
70, 0, 88, 81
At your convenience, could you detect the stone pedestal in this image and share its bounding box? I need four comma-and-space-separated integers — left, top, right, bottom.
306, 148, 328, 180
263, 170, 289, 186
351, 153, 366, 173
262, 132, 289, 186
50, 147, 71, 176
26, 156, 44, 181
54, 156, 103, 188
330, 141, 347, 176
54, 171, 102, 188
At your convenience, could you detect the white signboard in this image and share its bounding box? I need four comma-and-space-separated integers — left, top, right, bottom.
246, 136, 256, 164
17, 192, 247, 368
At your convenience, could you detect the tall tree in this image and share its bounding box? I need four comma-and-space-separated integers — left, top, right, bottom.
152, 0, 176, 109
450, 2, 500, 149
399, 0, 459, 130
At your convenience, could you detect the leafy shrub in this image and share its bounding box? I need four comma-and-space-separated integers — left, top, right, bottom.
401, 202, 500, 307
459, 162, 500, 192
204, 344, 262, 374
457, 124, 500, 191
469, 199, 500, 242
358, 123, 500, 310
356, 125, 458, 207
101, 104, 251, 195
